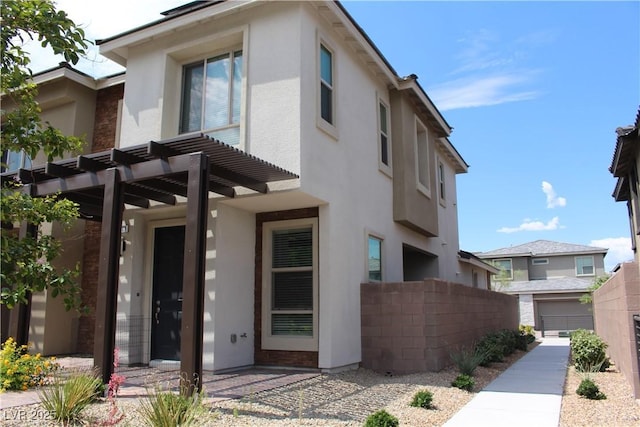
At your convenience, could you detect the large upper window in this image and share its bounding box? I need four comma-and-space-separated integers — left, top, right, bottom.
493, 259, 513, 280
262, 218, 318, 352
575, 256, 595, 276
180, 50, 243, 145
415, 118, 430, 196
319, 44, 334, 125
1, 149, 31, 173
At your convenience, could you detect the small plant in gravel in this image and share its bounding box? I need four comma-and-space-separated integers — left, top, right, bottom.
39, 368, 103, 425
576, 377, 606, 400
0, 337, 59, 391
451, 374, 475, 392
100, 347, 126, 426
138, 376, 209, 427
450, 345, 485, 376
518, 324, 536, 351
363, 409, 399, 427
410, 389, 434, 409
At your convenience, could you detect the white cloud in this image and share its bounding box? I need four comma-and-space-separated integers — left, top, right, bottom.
541, 181, 567, 208
589, 237, 634, 272
497, 216, 562, 233
429, 74, 540, 111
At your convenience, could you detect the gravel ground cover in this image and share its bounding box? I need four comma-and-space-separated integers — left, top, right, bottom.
2, 342, 639, 426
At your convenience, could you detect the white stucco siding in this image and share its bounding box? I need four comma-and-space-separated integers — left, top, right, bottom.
211, 204, 255, 371
435, 154, 463, 283
245, 2, 302, 174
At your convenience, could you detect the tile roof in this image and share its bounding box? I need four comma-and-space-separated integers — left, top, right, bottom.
476, 240, 607, 258
500, 277, 593, 294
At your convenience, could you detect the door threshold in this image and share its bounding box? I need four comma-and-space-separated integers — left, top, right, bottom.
149, 359, 181, 370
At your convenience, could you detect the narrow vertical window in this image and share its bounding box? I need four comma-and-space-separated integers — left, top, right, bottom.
320, 44, 333, 125
368, 235, 383, 281
180, 50, 243, 146
438, 161, 445, 201
415, 118, 430, 196
379, 101, 390, 168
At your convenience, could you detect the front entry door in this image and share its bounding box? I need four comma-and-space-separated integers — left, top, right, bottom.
151, 225, 185, 360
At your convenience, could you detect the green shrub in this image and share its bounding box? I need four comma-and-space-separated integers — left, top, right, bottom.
450, 346, 485, 376
363, 409, 399, 427
517, 325, 536, 350
38, 369, 103, 425
474, 329, 521, 365
409, 389, 434, 409
570, 329, 609, 372
451, 374, 475, 392
0, 337, 59, 391
138, 384, 207, 427
576, 377, 606, 400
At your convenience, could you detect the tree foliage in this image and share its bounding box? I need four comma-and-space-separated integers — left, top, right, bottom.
579, 275, 610, 305
1, 0, 90, 310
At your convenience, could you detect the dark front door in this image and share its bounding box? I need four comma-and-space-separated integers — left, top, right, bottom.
151, 225, 185, 360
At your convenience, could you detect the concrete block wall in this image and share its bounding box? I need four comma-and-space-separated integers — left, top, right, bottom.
361, 279, 519, 374
593, 262, 640, 398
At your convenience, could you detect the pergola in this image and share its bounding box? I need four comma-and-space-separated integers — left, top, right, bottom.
1, 133, 298, 389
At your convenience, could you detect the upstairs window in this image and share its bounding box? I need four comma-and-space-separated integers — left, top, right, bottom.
319, 44, 334, 125
438, 161, 446, 202
493, 259, 513, 280
415, 118, 430, 196
378, 100, 391, 173
180, 50, 243, 146
1, 149, 31, 173
575, 256, 595, 276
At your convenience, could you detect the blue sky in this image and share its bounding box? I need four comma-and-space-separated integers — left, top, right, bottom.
27, 1, 639, 271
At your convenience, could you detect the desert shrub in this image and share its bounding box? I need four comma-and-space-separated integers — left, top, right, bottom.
39, 369, 103, 425
475, 329, 521, 365
451, 374, 475, 392
138, 382, 207, 427
576, 377, 606, 400
450, 346, 485, 376
409, 389, 434, 409
363, 409, 399, 427
570, 329, 609, 372
0, 337, 59, 391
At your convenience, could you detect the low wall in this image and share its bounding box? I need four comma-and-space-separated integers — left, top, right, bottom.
593, 262, 640, 398
361, 279, 519, 374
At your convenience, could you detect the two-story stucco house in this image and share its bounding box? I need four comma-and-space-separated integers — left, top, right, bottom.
2, 1, 500, 382
477, 239, 607, 334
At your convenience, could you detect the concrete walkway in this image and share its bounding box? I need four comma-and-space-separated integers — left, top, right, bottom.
444, 337, 570, 427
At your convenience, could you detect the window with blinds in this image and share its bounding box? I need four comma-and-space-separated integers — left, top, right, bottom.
262, 218, 318, 351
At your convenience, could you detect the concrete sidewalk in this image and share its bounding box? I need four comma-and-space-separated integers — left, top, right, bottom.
444, 337, 570, 427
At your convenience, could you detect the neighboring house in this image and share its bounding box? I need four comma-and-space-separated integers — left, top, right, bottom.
597, 107, 640, 398
1, 1, 497, 380
477, 240, 608, 333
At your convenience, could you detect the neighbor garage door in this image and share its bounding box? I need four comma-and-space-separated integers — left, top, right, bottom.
536, 299, 594, 332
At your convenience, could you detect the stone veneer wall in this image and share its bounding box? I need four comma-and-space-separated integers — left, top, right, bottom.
593, 262, 640, 398
76, 83, 124, 354
361, 279, 519, 374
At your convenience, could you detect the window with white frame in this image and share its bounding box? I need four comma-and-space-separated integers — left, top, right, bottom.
438, 160, 445, 202
378, 100, 391, 172
493, 259, 513, 280
415, 118, 430, 196
368, 235, 383, 281
575, 256, 595, 276
319, 43, 334, 125
262, 219, 318, 351
1, 149, 31, 173
180, 50, 243, 145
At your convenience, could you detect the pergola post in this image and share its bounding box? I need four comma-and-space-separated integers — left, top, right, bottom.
180, 152, 209, 394
93, 168, 124, 385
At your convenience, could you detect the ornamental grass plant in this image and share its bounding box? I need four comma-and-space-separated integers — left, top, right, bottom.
38, 368, 103, 425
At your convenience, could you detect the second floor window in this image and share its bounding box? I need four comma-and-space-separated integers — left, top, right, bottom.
575, 256, 595, 276
1, 149, 31, 173
379, 101, 390, 168
180, 50, 243, 146
320, 44, 334, 125
493, 259, 513, 280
